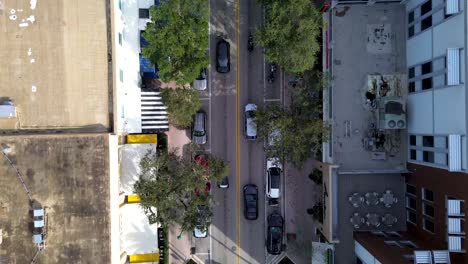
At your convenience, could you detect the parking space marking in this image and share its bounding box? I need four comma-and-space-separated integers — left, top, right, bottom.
235, 0, 241, 263
264, 98, 280, 102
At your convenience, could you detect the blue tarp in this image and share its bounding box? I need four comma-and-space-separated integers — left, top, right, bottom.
140, 34, 149, 48
139, 54, 159, 79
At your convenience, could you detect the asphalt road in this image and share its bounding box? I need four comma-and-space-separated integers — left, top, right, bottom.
192, 0, 284, 263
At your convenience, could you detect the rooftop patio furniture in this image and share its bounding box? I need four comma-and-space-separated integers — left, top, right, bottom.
348, 193, 364, 208
382, 213, 397, 227
365, 192, 379, 206
366, 213, 381, 227
350, 212, 365, 229
380, 190, 397, 208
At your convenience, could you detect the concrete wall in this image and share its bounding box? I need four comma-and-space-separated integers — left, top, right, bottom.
432, 14, 465, 57
407, 30, 432, 67
434, 86, 466, 134
408, 91, 433, 134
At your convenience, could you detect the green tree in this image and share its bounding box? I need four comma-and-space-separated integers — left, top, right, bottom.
256, 0, 322, 73
134, 148, 229, 234
142, 0, 209, 84
256, 71, 328, 167
161, 88, 202, 128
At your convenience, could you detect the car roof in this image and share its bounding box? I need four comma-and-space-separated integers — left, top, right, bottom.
244, 184, 257, 194
245, 103, 257, 111
268, 213, 283, 226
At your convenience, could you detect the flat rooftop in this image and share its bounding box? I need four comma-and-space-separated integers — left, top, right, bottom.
328, 4, 407, 172
0, 0, 110, 130
0, 134, 111, 263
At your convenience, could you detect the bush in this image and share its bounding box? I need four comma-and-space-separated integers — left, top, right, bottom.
161, 88, 201, 128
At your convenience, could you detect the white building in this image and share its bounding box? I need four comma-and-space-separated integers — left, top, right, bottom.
112, 0, 169, 134
405, 0, 466, 172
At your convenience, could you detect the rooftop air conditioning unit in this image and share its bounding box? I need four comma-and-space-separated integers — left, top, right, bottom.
379, 97, 406, 129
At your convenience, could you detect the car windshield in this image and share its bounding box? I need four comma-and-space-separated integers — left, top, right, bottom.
245, 194, 256, 205
194, 130, 205, 137
269, 168, 281, 188
245, 110, 255, 118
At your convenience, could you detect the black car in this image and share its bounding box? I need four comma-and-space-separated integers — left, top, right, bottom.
243, 184, 258, 220
267, 213, 284, 255
216, 39, 230, 73
217, 176, 229, 189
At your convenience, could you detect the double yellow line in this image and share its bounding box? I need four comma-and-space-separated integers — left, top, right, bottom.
235, 0, 241, 264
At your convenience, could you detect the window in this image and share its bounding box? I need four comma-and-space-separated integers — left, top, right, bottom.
421, 62, 432, 75
407, 210, 417, 224
409, 67, 415, 79
118, 33, 122, 46
422, 77, 432, 90
407, 196, 417, 210
423, 151, 434, 162
421, 16, 432, 31
119, 69, 123, 82
386, 231, 401, 238
424, 218, 435, 233
423, 188, 434, 202
410, 135, 417, 146
139, 8, 150, 19
409, 82, 415, 93
421, 0, 432, 15
423, 136, 434, 147
400, 241, 418, 249
423, 203, 435, 218
408, 26, 415, 38
384, 241, 403, 248
410, 149, 417, 160
408, 11, 415, 23
406, 184, 417, 196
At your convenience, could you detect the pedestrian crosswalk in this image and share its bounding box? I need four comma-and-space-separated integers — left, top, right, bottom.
141, 90, 169, 133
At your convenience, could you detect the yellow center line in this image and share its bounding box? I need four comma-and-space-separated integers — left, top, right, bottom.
235, 0, 241, 263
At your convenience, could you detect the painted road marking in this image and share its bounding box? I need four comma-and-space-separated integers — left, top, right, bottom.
235, 0, 241, 263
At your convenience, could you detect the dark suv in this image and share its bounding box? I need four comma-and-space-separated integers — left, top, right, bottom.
216, 39, 230, 73
243, 184, 258, 220
267, 213, 284, 255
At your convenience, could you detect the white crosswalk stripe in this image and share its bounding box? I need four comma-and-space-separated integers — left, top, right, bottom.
141, 89, 169, 132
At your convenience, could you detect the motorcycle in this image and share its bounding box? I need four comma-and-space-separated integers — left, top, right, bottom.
267, 64, 277, 83
247, 33, 254, 52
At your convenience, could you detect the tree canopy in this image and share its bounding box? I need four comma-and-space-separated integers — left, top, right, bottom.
161, 87, 202, 128
255, 71, 328, 167
142, 0, 209, 85
134, 148, 229, 234
256, 0, 322, 73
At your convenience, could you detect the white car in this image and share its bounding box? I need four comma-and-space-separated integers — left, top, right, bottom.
244, 104, 257, 140
266, 158, 282, 199
193, 68, 207, 91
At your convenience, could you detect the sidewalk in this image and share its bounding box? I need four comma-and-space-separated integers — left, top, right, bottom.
162, 76, 193, 264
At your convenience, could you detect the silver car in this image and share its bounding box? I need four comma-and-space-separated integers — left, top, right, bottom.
193, 68, 207, 91
192, 111, 207, 145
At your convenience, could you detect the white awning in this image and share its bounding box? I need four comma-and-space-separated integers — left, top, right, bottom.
445, 0, 460, 15
448, 236, 463, 252
448, 218, 462, 234
448, 135, 462, 172
414, 250, 433, 264
447, 48, 461, 86
432, 250, 451, 264
447, 199, 462, 216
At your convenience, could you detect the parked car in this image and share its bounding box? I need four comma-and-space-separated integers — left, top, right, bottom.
266, 158, 282, 199
216, 39, 230, 73
243, 184, 258, 220
267, 213, 284, 255
244, 104, 257, 140
193, 205, 209, 238
193, 68, 207, 90
192, 111, 207, 145
218, 176, 229, 189
194, 154, 211, 195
